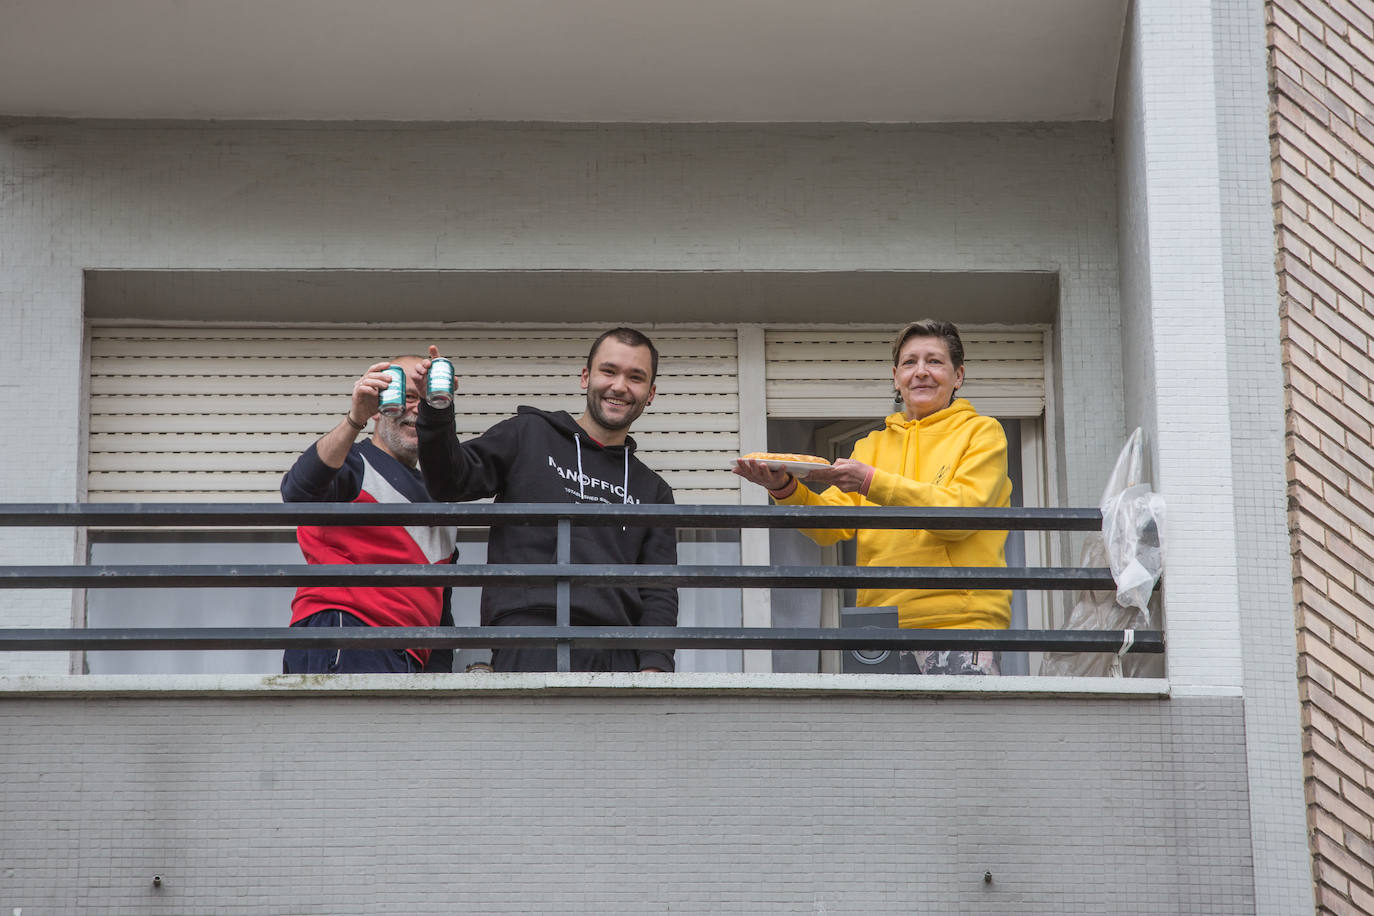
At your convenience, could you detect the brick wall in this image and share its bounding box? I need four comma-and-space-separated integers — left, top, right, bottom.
1268, 1, 1374, 912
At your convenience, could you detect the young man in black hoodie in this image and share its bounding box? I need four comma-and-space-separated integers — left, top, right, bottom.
415, 328, 678, 673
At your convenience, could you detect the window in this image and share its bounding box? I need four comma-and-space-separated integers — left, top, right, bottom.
84, 321, 1051, 675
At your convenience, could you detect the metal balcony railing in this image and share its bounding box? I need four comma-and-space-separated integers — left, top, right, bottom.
0, 503, 1162, 673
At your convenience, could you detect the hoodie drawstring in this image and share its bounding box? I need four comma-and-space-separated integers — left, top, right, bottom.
574, 434, 586, 500
576, 432, 631, 526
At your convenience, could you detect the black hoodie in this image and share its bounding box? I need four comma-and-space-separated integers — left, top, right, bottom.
416, 403, 678, 671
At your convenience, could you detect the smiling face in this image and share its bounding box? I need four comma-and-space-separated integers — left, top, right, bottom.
892, 335, 964, 420
372, 355, 423, 467
579, 337, 656, 438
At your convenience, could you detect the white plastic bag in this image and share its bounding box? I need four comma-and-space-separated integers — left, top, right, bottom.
1039, 429, 1166, 677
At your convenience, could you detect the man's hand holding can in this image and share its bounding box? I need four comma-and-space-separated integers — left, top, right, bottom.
420, 345, 457, 408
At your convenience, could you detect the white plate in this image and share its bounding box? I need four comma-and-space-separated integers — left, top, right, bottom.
733, 457, 832, 478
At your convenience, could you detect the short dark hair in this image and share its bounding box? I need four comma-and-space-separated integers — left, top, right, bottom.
587, 327, 659, 383
891, 319, 965, 369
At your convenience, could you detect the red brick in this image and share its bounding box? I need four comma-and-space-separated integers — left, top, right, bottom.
1331, 630, 1374, 685
1350, 519, 1374, 557
1326, 110, 1374, 167
1300, 610, 1335, 646
1284, 315, 1321, 360
1338, 294, 1374, 341
1351, 882, 1374, 916
1309, 700, 1342, 742
1313, 856, 1346, 900
1324, 18, 1374, 77
1288, 3, 1331, 44
1315, 829, 1374, 886
1313, 70, 1374, 126
1331, 206, 1374, 264
1310, 637, 1367, 691
1280, 167, 1343, 219
1307, 677, 1373, 740
1290, 449, 1341, 494
1284, 249, 1343, 303
1313, 779, 1374, 837
1295, 583, 1364, 639
1315, 388, 1373, 441
1278, 67, 1352, 134
1347, 431, 1374, 477
1326, 537, 1374, 587
1302, 0, 1356, 39
1326, 579, 1371, 632
1304, 655, 1340, 693
1295, 551, 1333, 592
1327, 0, 1374, 40
1294, 390, 1351, 445
1272, 32, 1317, 84
1271, 3, 1307, 43
1348, 13, 1374, 52
1333, 681, 1374, 743
1289, 330, 1355, 390
1340, 726, 1374, 775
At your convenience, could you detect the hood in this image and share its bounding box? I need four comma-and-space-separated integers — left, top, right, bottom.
516, 405, 638, 454
883, 397, 977, 432
516, 403, 640, 455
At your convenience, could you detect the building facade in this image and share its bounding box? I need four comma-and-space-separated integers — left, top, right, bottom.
1270, 0, 1374, 911
0, 0, 1364, 911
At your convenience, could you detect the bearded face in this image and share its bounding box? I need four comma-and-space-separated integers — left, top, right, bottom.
373, 412, 418, 467
580, 338, 656, 434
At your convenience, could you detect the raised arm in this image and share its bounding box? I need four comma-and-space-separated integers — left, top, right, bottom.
414, 345, 517, 502
281, 360, 395, 502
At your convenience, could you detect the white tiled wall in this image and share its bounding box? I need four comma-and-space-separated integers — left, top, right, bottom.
1116, 0, 1312, 912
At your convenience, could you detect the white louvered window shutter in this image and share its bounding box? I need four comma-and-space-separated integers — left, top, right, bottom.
764, 327, 1046, 420
87, 326, 742, 505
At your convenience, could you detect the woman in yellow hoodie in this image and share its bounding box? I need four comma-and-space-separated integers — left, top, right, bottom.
734, 319, 1012, 675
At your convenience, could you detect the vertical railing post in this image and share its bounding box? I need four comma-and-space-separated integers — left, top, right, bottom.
556, 517, 571, 672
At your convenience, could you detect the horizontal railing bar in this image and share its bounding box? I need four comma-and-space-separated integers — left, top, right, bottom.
0, 627, 1164, 654
0, 564, 1120, 591
0, 503, 1103, 531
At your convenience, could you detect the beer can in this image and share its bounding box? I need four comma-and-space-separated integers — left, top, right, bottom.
425, 357, 455, 409
379, 366, 406, 417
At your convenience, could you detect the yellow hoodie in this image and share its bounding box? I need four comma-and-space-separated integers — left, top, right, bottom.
774, 399, 1013, 629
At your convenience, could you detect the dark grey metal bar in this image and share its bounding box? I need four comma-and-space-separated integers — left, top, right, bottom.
0, 627, 1164, 654
555, 518, 571, 673
0, 503, 1103, 531
0, 564, 1119, 591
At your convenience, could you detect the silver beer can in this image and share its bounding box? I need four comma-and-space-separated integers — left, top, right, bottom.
379, 366, 407, 417
426, 357, 455, 409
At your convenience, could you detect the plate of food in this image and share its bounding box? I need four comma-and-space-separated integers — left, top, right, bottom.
734, 451, 832, 478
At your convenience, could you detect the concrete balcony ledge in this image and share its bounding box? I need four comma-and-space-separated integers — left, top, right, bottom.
0, 672, 1172, 699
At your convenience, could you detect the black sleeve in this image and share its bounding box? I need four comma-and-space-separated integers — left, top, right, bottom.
280, 443, 364, 503
416, 401, 521, 502
635, 479, 679, 672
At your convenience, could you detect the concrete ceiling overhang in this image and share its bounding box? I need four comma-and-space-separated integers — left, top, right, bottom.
83, 270, 1059, 325
2, 1, 1127, 122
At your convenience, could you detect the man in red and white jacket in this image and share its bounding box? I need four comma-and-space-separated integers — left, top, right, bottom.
281, 355, 457, 674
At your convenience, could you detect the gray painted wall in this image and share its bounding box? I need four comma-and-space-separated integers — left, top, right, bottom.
0, 690, 1253, 914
